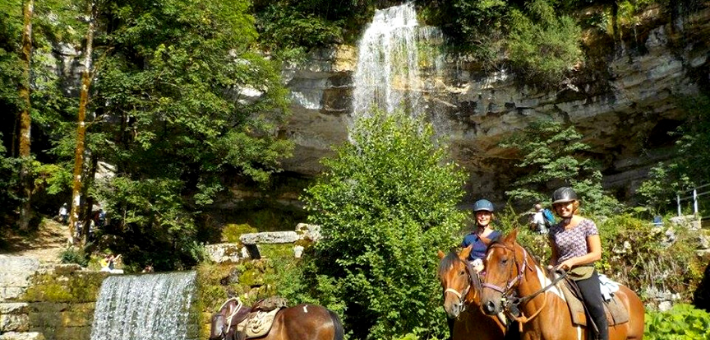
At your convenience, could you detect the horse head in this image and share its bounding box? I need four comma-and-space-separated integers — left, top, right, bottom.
437, 245, 483, 318
480, 229, 531, 316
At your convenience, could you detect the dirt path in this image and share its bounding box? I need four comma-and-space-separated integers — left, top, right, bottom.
0, 219, 69, 263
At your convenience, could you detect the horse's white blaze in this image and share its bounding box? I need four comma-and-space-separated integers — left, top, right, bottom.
534, 266, 565, 300
303, 305, 308, 313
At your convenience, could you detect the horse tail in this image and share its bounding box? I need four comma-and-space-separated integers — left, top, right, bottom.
327, 310, 344, 340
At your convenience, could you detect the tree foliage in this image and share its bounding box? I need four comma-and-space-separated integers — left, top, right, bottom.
507, 0, 582, 87
301, 111, 466, 339
638, 95, 710, 214
83, 0, 292, 269
501, 119, 621, 216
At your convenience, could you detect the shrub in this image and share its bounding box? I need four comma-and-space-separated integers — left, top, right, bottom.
59, 247, 89, 267
301, 110, 465, 339
645, 304, 710, 339
597, 214, 705, 303
507, 0, 582, 87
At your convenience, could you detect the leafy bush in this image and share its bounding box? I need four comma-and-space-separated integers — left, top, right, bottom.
645, 304, 710, 339
301, 110, 465, 339
59, 247, 89, 267
507, 0, 582, 87
597, 214, 705, 302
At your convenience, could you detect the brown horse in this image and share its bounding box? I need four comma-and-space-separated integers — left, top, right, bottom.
209, 300, 344, 340
437, 246, 507, 340
479, 229, 645, 340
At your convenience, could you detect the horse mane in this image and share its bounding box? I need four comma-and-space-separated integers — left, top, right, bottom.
437, 251, 460, 277
438, 250, 483, 294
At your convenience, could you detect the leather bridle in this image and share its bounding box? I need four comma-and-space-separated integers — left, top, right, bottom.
480, 242, 567, 331
442, 257, 476, 314
481, 243, 529, 296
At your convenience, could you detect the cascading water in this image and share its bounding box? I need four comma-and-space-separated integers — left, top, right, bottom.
352, 2, 444, 120
90, 271, 198, 340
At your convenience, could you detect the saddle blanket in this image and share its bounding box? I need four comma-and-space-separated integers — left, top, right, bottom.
238, 308, 280, 339
560, 278, 629, 327
599, 274, 619, 301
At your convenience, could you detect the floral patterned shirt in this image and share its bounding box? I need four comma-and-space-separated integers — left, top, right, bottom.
549, 218, 599, 263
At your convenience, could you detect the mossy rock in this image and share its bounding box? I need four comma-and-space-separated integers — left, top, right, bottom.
221, 223, 258, 243
258, 244, 294, 260
21, 272, 106, 303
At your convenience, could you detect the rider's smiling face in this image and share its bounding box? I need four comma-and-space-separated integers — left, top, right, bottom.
553, 201, 575, 218
475, 211, 492, 226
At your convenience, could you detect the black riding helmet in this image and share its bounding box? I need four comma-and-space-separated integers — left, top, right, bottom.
551, 187, 578, 204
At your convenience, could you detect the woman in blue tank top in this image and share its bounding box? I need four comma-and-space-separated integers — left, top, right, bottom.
461, 199, 501, 272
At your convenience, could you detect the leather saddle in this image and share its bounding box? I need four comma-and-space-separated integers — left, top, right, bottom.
559, 279, 629, 327
209, 297, 288, 340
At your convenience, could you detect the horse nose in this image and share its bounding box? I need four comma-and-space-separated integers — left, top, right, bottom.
449, 303, 460, 318
483, 300, 497, 315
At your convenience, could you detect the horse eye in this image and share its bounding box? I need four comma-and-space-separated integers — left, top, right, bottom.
459, 270, 466, 276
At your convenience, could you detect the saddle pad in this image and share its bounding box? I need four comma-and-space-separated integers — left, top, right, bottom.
238, 308, 281, 338
560, 282, 629, 327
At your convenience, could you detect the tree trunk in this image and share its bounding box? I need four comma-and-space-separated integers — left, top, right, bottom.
69, 0, 96, 245
18, 0, 34, 231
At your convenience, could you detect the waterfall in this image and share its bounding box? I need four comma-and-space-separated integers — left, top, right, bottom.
90, 271, 198, 340
352, 2, 444, 121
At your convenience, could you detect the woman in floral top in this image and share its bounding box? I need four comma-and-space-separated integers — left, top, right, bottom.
548, 187, 607, 340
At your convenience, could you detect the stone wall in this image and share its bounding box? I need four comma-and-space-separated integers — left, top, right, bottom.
0, 257, 107, 340
205, 223, 321, 263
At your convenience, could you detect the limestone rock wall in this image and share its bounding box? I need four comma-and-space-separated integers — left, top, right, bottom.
0, 258, 106, 340
280, 7, 710, 202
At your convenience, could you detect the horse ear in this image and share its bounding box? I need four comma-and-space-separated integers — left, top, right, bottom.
437, 250, 445, 259
504, 228, 519, 244
459, 245, 473, 260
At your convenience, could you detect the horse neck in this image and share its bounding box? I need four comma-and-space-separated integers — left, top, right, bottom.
514, 249, 565, 326
515, 248, 545, 312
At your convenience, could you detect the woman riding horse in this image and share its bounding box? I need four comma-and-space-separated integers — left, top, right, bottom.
479, 227, 645, 340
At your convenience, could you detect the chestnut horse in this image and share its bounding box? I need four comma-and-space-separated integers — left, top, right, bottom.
438, 246, 507, 340
479, 229, 645, 340
209, 301, 344, 340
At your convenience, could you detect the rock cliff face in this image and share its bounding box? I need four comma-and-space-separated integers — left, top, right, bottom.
280, 6, 710, 201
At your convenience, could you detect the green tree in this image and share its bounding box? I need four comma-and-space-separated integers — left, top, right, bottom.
501, 119, 621, 216
301, 110, 466, 340
0, 0, 82, 227
85, 0, 292, 269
